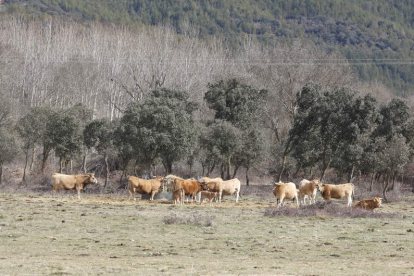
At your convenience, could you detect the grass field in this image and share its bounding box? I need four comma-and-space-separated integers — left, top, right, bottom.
1, 191, 414, 275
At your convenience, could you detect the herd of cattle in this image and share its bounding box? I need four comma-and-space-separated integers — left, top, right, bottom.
51, 173, 383, 211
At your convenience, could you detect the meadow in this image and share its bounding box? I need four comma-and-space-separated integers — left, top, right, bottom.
1, 189, 414, 276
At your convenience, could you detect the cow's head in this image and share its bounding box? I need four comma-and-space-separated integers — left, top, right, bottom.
375, 197, 383, 208
201, 182, 209, 190
155, 175, 164, 182
88, 173, 98, 184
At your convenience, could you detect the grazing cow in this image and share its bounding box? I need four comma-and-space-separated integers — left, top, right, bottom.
204, 178, 241, 203
299, 179, 318, 205
172, 178, 207, 202
316, 181, 355, 207
52, 173, 98, 200
128, 175, 164, 201
353, 197, 382, 211
200, 191, 219, 206
273, 182, 299, 208
172, 188, 185, 205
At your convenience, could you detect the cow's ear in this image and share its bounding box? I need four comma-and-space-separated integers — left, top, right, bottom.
90, 173, 94, 176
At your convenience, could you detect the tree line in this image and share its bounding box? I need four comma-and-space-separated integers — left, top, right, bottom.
1, 77, 413, 202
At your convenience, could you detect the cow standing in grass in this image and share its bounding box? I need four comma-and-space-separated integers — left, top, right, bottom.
203, 178, 241, 203
316, 181, 355, 207
128, 175, 164, 201
299, 179, 319, 205
273, 182, 299, 208
52, 173, 98, 200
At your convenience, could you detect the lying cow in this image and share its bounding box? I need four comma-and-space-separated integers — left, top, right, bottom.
172, 188, 185, 205
203, 178, 241, 203
52, 173, 98, 200
353, 197, 382, 211
316, 181, 354, 207
273, 182, 299, 208
200, 191, 219, 206
299, 179, 318, 205
128, 175, 164, 201
172, 178, 206, 202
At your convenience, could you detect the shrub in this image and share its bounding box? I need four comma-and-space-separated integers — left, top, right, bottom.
264, 201, 401, 219
163, 213, 215, 226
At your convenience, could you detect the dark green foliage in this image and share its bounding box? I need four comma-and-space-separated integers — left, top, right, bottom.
117, 88, 197, 174
0, 128, 19, 184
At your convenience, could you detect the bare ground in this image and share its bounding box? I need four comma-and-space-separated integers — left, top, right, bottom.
1, 191, 414, 275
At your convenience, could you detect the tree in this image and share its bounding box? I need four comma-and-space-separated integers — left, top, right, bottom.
0, 128, 19, 184
117, 88, 197, 174
84, 118, 116, 189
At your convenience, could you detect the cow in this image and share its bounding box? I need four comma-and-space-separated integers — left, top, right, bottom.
316, 181, 355, 207
299, 179, 318, 205
200, 191, 219, 206
201, 176, 223, 183
353, 197, 382, 211
128, 175, 164, 201
52, 173, 98, 200
203, 178, 241, 203
172, 178, 207, 202
172, 188, 185, 205
273, 182, 299, 208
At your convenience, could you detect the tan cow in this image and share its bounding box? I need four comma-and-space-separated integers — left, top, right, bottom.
299, 179, 318, 205
273, 182, 299, 208
128, 175, 164, 201
204, 178, 241, 203
201, 176, 223, 183
172, 178, 206, 202
353, 197, 382, 211
172, 188, 185, 205
200, 191, 219, 206
316, 181, 354, 207
52, 173, 98, 200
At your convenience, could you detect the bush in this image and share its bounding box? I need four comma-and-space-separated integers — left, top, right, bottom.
264, 201, 401, 219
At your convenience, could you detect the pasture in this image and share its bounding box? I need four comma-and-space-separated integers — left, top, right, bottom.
1, 191, 414, 275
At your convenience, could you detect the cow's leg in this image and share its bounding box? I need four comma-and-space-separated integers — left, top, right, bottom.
133, 189, 136, 201
295, 195, 299, 208
150, 191, 156, 201
235, 190, 239, 203
278, 196, 285, 208
76, 187, 81, 200
347, 195, 352, 207
219, 191, 223, 203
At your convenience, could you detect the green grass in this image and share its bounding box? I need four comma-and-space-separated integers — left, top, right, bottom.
0, 192, 414, 275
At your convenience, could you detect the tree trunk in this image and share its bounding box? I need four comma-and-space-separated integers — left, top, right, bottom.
226, 156, 231, 180
23, 151, 29, 182
41, 150, 50, 172
104, 154, 109, 190
390, 172, 396, 190
0, 163, 3, 184
278, 153, 287, 182
369, 171, 375, 191
348, 164, 355, 183
82, 149, 88, 174
246, 167, 250, 186
220, 163, 225, 179
232, 165, 240, 179
383, 174, 390, 202
208, 162, 216, 177
59, 157, 63, 173
320, 156, 333, 182
294, 163, 302, 178
30, 146, 35, 171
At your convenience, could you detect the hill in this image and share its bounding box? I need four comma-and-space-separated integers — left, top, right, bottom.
3, 0, 414, 95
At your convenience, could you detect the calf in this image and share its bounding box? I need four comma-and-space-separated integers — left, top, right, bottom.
172, 188, 185, 205
273, 182, 299, 208
353, 197, 382, 211
200, 191, 219, 206
316, 181, 354, 207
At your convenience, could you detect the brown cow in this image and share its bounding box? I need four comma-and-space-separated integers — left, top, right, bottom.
52, 173, 98, 200
299, 179, 318, 205
172, 188, 185, 205
204, 178, 241, 203
353, 197, 382, 211
273, 182, 299, 208
128, 176, 164, 201
200, 191, 219, 206
316, 181, 354, 207
172, 178, 207, 202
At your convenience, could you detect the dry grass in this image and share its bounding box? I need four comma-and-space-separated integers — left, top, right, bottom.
1, 191, 414, 275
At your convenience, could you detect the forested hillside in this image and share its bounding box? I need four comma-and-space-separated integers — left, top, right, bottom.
3, 0, 414, 94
